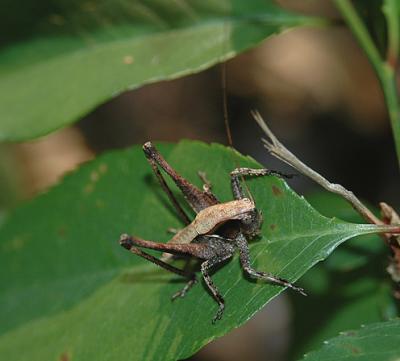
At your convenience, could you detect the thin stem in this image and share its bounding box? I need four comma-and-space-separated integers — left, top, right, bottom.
334, 0, 383, 74
383, 0, 399, 68
381, 65, 400, 162
252, 111, 383, 226
334, 0, 400, 168
254, 111, 400, 245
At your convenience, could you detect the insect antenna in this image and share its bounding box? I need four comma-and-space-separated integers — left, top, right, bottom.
221, 59, 233, 148
220, 34, 254, 204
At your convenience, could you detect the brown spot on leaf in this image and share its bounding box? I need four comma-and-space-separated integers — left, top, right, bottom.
272, 185, 283, 196
99, 163, 108, 174
123, 55, 134, 65
2, 236, 27, 252
83, 184, 94, 194
342, 343, 361, 354
58, 226, 67, 237
270, 224, 277, 231
59, 351, 71, 361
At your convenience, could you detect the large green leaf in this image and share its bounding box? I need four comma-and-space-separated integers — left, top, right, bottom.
300, 319, 400, 361
0, 0, 322, 141
0, 141, 390, 360
289, 192, 397, 360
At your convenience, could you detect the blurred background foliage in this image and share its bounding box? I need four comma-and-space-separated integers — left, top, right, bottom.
1, 1, 400, 360
2, 1, 399, 207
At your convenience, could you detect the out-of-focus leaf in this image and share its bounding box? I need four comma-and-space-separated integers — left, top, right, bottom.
0, 0, 323, 141
300, 319, 400, 361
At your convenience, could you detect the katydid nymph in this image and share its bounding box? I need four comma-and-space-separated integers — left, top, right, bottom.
119, 141, 306, 323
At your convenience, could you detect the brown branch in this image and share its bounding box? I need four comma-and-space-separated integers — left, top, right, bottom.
252, 110, 399, 234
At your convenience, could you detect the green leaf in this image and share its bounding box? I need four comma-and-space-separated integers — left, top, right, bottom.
300, 319, 400, 361
0, 1, 323, 141
0, 141, 389, 361
289, 192, 397, 360
353, 0, 387, 56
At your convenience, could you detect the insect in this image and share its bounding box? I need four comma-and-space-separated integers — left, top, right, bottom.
119, 141, 306, 323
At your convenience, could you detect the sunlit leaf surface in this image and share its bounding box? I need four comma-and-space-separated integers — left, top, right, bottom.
0, 141, 387, 360
0, 0, 322, 141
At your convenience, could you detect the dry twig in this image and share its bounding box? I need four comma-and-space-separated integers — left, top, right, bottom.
252, 110, 400, 236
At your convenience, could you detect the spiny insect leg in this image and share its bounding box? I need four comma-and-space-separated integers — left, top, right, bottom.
119, 234, 208, 258
201, 253, 233, 324
143, 143, 191, 225
143, 142, 219, 213
120, 234, 199, 296
171, 278, 197, 300
230, 167, 294, 200
236, 234, 306, 296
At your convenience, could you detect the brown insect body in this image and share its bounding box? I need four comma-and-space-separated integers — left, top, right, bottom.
119, 142, 305, 323
170, 198, 254, 244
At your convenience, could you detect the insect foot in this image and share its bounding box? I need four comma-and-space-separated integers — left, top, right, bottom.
171, 278, 198, 301
285, 281, 307, 296
142, 141, 153, 154
212, 305, 225, 325
119, 233, 133, 250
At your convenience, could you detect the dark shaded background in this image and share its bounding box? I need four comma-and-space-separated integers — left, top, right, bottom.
2, 1, 399, 360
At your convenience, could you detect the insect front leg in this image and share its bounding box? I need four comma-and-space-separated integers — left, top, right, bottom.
171, 277, 197, 300
235, 233, 306, 296
197, 171, 213, 193
230, 167, 294, 200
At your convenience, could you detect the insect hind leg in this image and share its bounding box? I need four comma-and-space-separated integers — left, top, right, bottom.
143, 142, 191, 224
143, 142, 219, 213
120, 234, 199, 298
